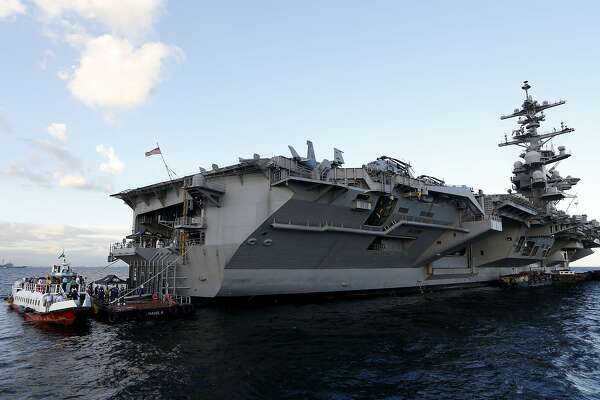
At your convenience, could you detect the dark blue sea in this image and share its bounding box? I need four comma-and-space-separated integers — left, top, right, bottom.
2, 266, 600, 400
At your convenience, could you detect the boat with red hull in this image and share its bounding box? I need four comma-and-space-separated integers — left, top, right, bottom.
19, 307, 89, 325
6, 253, 91, 326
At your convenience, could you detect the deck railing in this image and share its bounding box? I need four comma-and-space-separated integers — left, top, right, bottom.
174, 216, 206, 228
19, 283, 73, 295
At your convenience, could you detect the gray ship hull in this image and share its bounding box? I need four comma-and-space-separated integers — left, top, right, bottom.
112, 173, 559, 299
109, 83, 600, 300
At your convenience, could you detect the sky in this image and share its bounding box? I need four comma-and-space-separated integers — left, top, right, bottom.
1, 1, 599, 266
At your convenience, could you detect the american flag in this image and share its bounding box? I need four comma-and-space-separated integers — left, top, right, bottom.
145, 147, 161, 157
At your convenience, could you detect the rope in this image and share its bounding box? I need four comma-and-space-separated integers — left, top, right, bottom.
101, 259, 121, 270
109, 247, 191, 305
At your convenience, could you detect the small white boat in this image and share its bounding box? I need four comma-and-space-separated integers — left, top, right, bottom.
6, 253, 91, 326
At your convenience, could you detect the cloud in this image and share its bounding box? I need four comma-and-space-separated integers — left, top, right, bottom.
96, 144, 125, 174
55, 171, 95, 190
47, 122, 66, 141
18, 0, 181, 114
6, 137, 112, 192
0, 0, 26, 19
7, 162, 52, 186
29, 138, 80, 168
0, 220, 130, 266
68, 34, 179, 110
33, 0, 163, 40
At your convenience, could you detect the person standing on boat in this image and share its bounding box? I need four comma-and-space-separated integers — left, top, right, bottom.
66, 279, 73, 296
118, 287, 126, 304
71, 287, 79, 301
110, 286, 118, 302
98, 286, 105, 303
42, 292, 53, 312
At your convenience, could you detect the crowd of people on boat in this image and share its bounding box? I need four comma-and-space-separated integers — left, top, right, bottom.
19, 275, 85, 300
15, 274, 87, 311
91, 284, 128, 305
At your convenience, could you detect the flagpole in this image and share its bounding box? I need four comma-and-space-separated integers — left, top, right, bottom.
157, 142, 174, 181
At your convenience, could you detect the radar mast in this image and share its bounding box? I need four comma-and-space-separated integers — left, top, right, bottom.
499, 81, 579, 212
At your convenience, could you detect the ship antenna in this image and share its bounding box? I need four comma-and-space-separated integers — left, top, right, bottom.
499, 81, 577, 211
565, 193, 578, 213
522, 80, 530, 99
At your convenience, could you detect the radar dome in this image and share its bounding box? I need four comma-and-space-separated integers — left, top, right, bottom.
513, 161, 524, 169
558, 146, 567, 155
524, 151, 541, 165
532, 170, 545, 185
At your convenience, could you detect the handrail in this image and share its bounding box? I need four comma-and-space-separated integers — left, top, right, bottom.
463, 214, 502, 223
19, 282, 77, 296
186, 238, 205, 246
174, 216, 206, 227
111, 241, 137, 250
110, 246, 192, 305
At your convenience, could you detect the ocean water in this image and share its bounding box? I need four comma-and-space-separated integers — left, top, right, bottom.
2, 266, 600, 400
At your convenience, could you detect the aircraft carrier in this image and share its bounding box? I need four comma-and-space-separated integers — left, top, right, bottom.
108, 82, 600, 299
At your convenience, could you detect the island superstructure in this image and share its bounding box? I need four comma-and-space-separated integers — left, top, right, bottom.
108, 82, 600, 299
